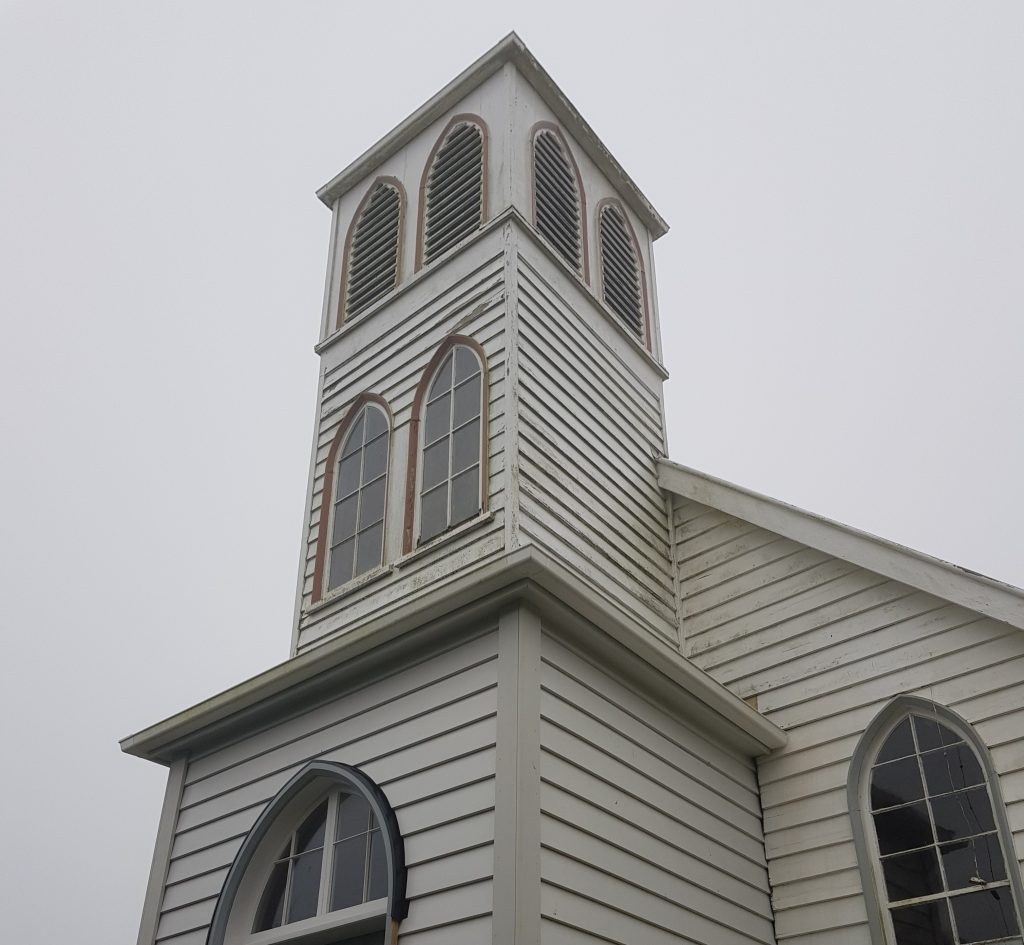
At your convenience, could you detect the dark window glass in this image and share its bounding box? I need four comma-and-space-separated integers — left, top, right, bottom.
420, 485, 448, 542
359, 480, 386, 529
362, 435, 388, 482
288, 848, 323, 922
253, 861, 288, 931
422, 439, 449, 490
940, 833, 1007, 888
331, 834, 368, 911
922, 744, 985, 796
336, 793, 371, 841
296, 801, 328, 854
891, 900, 954, 945
452, 419, 480, 474
931, 787, 995, 842
333, 495, 358, 545
914, 715, 961, 752
367, 829, 388, 900
877, 718, 916, 763
453, 375, 481, 426
872, 757, 925, 810
951, 888, 1020, 943
424, 392, 451, 443
875, 802, 934, 855
341, 416, 364, 457
451, 466, 480, 523
328, 539, 355, 591
882, 848, 944, 902
355, 524, 384, 575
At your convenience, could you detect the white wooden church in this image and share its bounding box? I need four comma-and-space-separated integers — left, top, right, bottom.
122, 34, 1024, 945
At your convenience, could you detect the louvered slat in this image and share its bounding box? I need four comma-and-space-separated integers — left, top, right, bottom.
345, 183, 401, 319
599, 205, 643, 337
534, 131, 582, 273
424, 123, 483, 264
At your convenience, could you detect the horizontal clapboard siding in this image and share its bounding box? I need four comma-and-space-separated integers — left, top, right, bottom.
516, 255, 675, 638
539, 633, 777, 945
673, 496, 1024, 944
298, 248, 508, 652
154, 631, 499, 945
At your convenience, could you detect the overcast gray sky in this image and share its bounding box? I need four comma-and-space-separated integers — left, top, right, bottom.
1, 3, 1021, 941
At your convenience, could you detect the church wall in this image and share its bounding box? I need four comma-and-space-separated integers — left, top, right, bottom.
537, 629, 778, 945
514, 236, 677, 642
148, 628, 500, 945
672, 495, 1024, 945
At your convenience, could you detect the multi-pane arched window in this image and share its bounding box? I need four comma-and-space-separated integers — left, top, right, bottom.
532, 126, 584, 275
341, 179, 404, 325
420, 118, 485, 266
405, 340, 486, 550
851, 699, 1024, 945
598, 201, 645, 341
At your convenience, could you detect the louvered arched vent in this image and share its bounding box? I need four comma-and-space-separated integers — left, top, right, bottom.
423, 122, 483, 265
599, 204, 644, 339
533, 130, 582, 273
345, 182, 402, 320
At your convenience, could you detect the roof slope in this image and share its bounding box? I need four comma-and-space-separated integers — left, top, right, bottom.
658, 459, 1024, 632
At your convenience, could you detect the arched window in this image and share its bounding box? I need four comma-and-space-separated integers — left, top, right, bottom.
419, 117, 485, 267
209, 761, 407, 945
339, 179, 404, 326
849, 698, 1024, 945
532, 126, 584, 275
597, 201, 646, 341
403, 338, 487, 552
312, 397, 391, 604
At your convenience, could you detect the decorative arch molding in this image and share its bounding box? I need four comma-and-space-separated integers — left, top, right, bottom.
529, 120, 589, 282
594, 197, 651, 351
402, 334, 489, 554
311, 393, 393, 604
207, 761, 408, 945
335, 176, 407, 332
848, 695, 1024, 945
415, 113, 490, 271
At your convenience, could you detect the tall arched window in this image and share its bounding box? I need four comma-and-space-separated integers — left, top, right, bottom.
419, 117, 485, 267
403, 338, 487, 552
312, 397, 391, 603
339, 179, 404, 327
532, 125, 584, 275
597, 201, 646, 342
208, 761, 407, 945
849, 698, 1024, 945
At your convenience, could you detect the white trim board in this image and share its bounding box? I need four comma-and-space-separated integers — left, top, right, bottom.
658, 459, 1024, 632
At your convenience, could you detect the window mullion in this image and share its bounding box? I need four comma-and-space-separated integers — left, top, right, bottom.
446, 371, 456, 526
319, 792, 340, 916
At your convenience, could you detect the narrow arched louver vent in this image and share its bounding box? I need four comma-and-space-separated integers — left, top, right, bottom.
599, 204, 644, 338
533, 131, 582, 272
346, 183, 401, 319
423, 123, 483, 264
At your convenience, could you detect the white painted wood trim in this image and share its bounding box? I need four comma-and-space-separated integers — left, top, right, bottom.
658, 459, 1024, 631
503, 222, 522, 552
136, 758, 187, 945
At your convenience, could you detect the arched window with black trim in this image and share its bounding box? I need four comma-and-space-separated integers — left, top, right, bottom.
421, 119, 485, 266
209, 761, 407, 945
598, 202, 645, 340
849, 697, 1024, 945
342, 180, 403, 324
533, 127, 584, 274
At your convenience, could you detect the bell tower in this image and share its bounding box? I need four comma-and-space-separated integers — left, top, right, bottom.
123, 34, 784, 945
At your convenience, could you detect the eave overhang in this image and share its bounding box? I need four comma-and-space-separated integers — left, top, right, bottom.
315, 32, 669, 240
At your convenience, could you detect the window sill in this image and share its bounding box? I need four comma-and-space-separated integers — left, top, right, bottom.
395, 511, 494, 569
304, 565, 394, 618
245, 899, 386, 945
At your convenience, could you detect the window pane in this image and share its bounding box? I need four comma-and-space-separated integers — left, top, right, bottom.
914, 716, 961, 753
877, 718, 916, 764
882, 848, 944, 902
328, 538, 355, 590
331, 834, 369, 911
951, 888, 1020, 943
355, 523, 383, 577
364, 406, 387, 440
362, 434, 388, 483
359, 478, 386, 529
337, 454, 361, 497
336, 793, 372, 841
287, 848, 323, 923
453, 375, 481, 427
452, 418, 480, 474
875, 802, 934, 855
931, 787, 995, 842
424, 393, 451, 444
922, 744, 985, 796
428, 352, 453, 398
420, 484, 448, 542
872, 757, 925, 810
296, 801, 328, 853
891, 899, 954, 945
367, 829, 388, 901
253, 860, 288, 931
450, 465, 480, 526
422, 437, 449, 491
941, 833, 1008, 888
332, 494, 358, 544
454, 345, 479, 383
341, 416, 365, 458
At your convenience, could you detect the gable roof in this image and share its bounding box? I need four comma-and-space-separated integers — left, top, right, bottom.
658, 459, 1024, 632
315, 32, 669, 239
